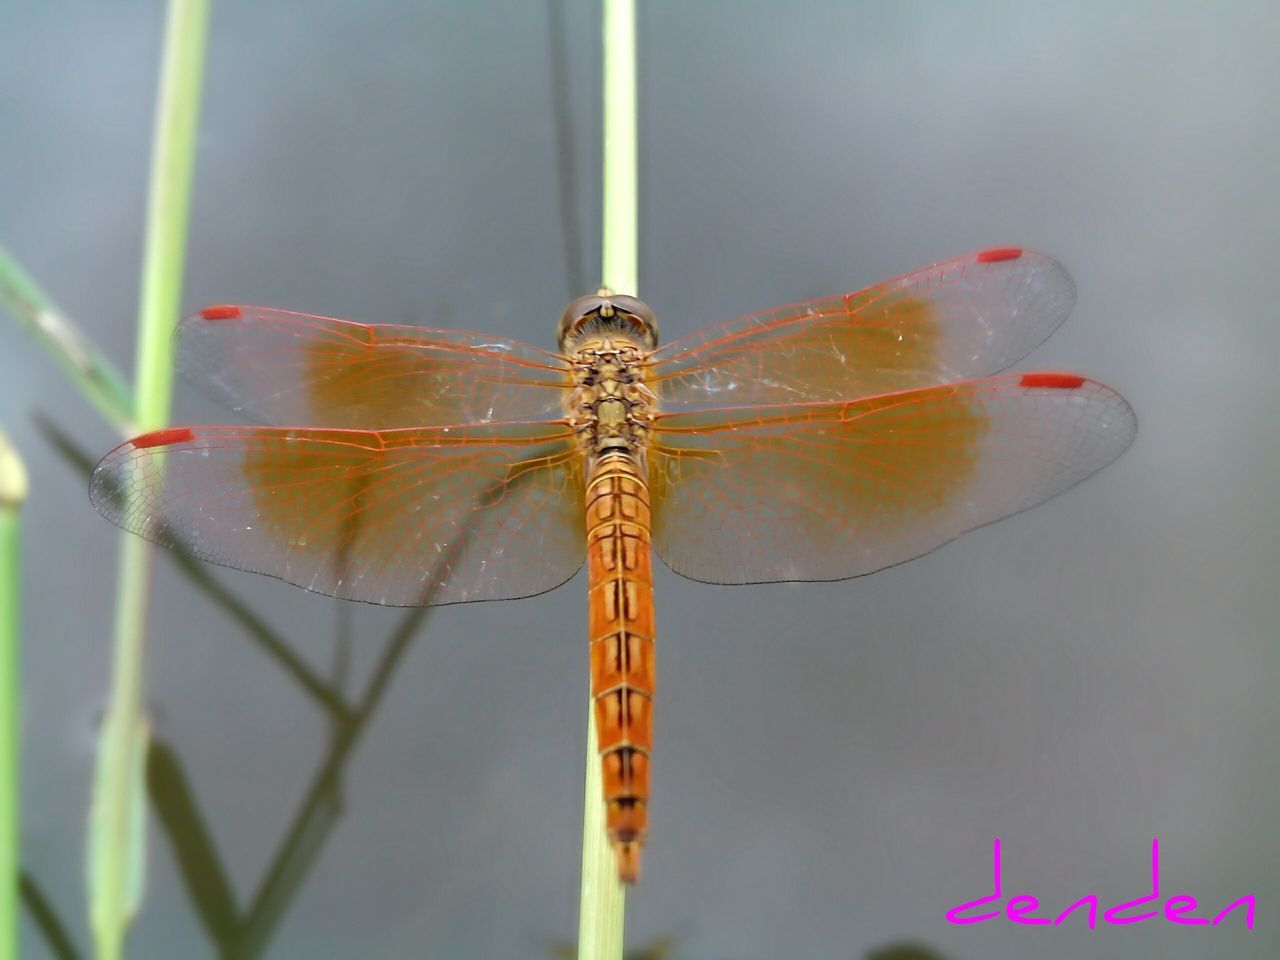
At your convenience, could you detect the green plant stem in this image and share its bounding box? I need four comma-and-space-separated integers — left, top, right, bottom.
0, 431, 28, 960
600, 0, 638, 298
577, 713, 625, 960
132, 0, 211, 433
0, 251, 134, 433
579, 1, 636, 957
90, 1, 211, 957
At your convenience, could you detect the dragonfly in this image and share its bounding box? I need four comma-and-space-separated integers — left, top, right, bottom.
91, 247, 1136, 883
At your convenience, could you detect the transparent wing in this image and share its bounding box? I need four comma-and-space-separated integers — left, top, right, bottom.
91, 421, 585, 606
649, 249, 1076, 407
649, 373, 1135, 584
178, 306, 571, 428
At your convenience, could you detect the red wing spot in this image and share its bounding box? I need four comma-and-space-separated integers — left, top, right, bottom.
132, 427, 196, 449
977, 247, 1023, 264
1020, 372, 1086, 390
199, 305, 242, 320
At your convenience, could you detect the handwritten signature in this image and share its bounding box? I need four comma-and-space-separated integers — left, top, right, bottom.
946, 838, 1255, 929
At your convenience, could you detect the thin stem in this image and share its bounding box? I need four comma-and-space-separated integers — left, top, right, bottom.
133, 0, 211, 436
90, 1, 211, 957
0, 250, 134, 433
577, 713, 626, 960
600, 0, 637, 296
579, 0, 636, 956
0, 430, 28, 960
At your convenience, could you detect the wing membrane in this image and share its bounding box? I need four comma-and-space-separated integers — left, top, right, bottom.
91, 422, 585, 606
649, 249, 1076, 407
178, 306, 571, 428
649, 373, 1135, 584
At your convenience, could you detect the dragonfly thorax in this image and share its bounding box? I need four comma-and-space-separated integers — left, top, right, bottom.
567, 338, 655, 463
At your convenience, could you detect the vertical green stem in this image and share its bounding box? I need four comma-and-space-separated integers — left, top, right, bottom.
0, 432, 28, 960
134, 0, 211, 434
90, 1, 211, 958
579, 1, 636, 957
577, 715, 625, 959
600, 0, 638, 297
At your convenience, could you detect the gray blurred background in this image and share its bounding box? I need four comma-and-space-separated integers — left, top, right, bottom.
3, 1, 1277, 957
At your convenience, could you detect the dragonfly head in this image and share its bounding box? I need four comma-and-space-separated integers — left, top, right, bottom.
558, 290, 659, 353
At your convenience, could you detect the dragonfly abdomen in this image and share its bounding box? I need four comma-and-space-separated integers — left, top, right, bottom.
585, 450, 655, 884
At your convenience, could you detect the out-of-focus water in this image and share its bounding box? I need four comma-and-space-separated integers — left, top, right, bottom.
3, 2, 1277, 957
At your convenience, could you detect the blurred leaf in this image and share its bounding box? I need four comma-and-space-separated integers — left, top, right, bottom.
19, 871, 82, 960
551, 934, 679, 960
0, 247, 134, 431
627, 936, 679, 960
34, 414, 95, 478
866, 943, 950, 960
147, 739, 238, 945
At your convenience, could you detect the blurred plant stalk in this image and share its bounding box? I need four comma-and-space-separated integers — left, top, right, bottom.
89, 1, 211, 958
0, 431, 28, 960
0, 252, 134, 434
578, 1, 636, 958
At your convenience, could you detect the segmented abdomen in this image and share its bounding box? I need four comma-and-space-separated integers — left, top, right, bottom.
585, 450, 655, 884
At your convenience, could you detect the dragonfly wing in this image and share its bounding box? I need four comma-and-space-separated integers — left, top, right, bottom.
650, 249, 1076, 407
91, 421, 585, 606
178, 306, 571, 428
649, 374, 1135, 584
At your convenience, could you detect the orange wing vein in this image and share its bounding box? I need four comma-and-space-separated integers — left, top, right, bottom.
649, 373, 1136, 584
91, 422, 585, 606
177, 306, 572, 429
649, 248, 1076, 407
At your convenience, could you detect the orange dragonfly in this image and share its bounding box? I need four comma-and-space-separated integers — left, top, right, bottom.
91, 247, 1136, 883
